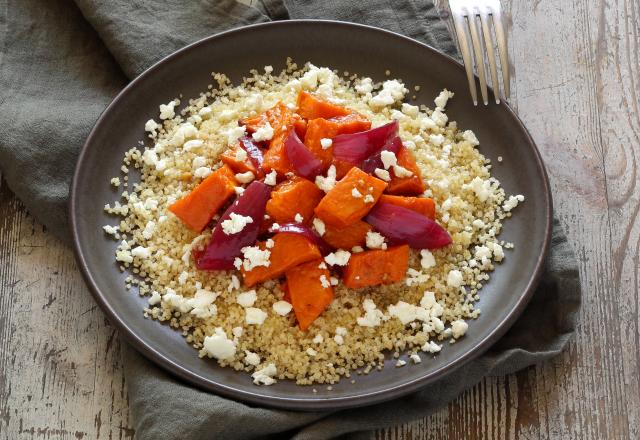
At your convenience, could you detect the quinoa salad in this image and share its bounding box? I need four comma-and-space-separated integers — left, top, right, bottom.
103, 60, 524, 386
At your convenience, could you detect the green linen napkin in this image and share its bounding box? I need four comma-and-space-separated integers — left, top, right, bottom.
0, 0, 581, 438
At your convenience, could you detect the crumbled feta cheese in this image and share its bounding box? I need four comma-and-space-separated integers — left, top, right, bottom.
203, 328, 236, 360
320, 138, 333, 149
240, 246, 271, 271
103, 225, 118, 236
142, 149, 159, 167
335, 326, 347, 336
410, 354, 422, 364
462, 130, 479, 146
318, 262, 328, 269
315, 165, 337, 192
366, 231, 387, 250
294, 213, 304, 223
131, 246, 150, 259
264, 65, 273, 74
244, 351, 260, 366
357, 299, 385, 327
252, 122, 274, 142
306, 347, 317, 356
271, 223, 280, 230
330, 277, 339, 286
395, 359, 407, 367
434, 89, 454, 109
233, 258, 242, 270
226, 125, 247, 144
221, 213, 254, 235
447, 269, 464, 288
487, 241, 505, 261
312, 218, 326, 236
228, 274, 240, 292
420, 249, 436, 269
374, 168, 391, 181
388, 301, 428, 325
333, 335, 344, 345
178, 271, 189, 285
351, 246, 364, 253
183, 139, 204, 151
145, 119, 159, 133
364, 194, 375, 203
194, 167, 212, 178
159, 100, 177, 120
189, 289, 218, 319
472, 219, 485, 229
264, 170, 277, 186
234, 186, 245, 195
503, 194, 525, 212
232, 326, 243, 338
369, 80, 408, 108
380, 150, 397, 170
351, 188, 363, 198
272, 301, 292, 316
319, 274, 331, 288
171, 123, 198, 146
324, 250, 351, 266
246, 93, 264, 112
236, 290, 257, 307
313, 334, 324, 344
451, 320, 469, 338
192, 156, 207, 169
252, 363, 277, 385
429, 133, 445, 146
466, 176, 492, 202
148, 291, 161, 306
198, 106, 212, 118
393, 164, 413, 178
401, 103, 420, 117
235, 171, 255, 184
110, 177, 121, 187
355, 77, 373, 94
245, 307, 268, 325
234, 148, 248, 162
422, 341, 442, 353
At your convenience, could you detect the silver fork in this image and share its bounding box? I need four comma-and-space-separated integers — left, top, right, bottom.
449, 0, 509, 105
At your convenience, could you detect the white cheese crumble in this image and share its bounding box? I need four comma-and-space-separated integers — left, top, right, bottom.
315, 165, 337, 192
252, 363, 277, 385
351, 246, 364, 253
240, 246, 271, 271
131, 246, 150, 259
320, 138, 333, 149
395, 359, 407, 367
252, 122, 274, 142
245, 307, 268, 325
451, 320, 469, 338
192, 156, 207, 169
418, 249, 435, 269
422, 341, 442, 353
503, 194, 525, 212
236, 290, 258, 307
272, 301, 293, 316
194, 167, 212, 178
244, 351, 260, 366
148, 291, 161, 306
264, 170, 277, 186
235, 148, 248, 162
202, 328, 236, 360
351, 188, 363, 198
178, 271, 188, 285
401, 103, 420, 117
356, 299, 385, 327
184, 139, 204, 151
228, 274, 240, 292
366, 231, 387, 249
145, 119, 159, 133
393, 164, 413, 178
324, 250, 351, 266
294, 213, 304, 223
103, 225, 118, 236
312, 217, 326, 236
447, 269, 464, 288
374, 168, 391, 181
234, 186, 245, 195
313, 334, 324, 344
355, 77, 373, 94
434, 89, 454, 109
363, 194, 375, 203
159, 100, 177, 120
319, 274, 331, 288
235, 171, 255, 184
306, 347, 317, 356
333, 334, 344, 345
462, 130, 480, 146
369, 80, 408, 108
466, 176, 492, 202
410, 354, 422, 364
380, 150, 397, 170
225, 125, 247, 144
221, 213, 254, 235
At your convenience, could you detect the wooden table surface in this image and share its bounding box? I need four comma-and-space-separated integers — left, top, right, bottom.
1, 1, 639, 438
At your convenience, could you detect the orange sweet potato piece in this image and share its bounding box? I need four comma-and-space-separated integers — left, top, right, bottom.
242, 233, 322, 287
266, 176, 324, 224
331, 158, 355, 180
322, 220, 372, 250
297, 91, 351, 119
239, 114, 265, 134
261, 103, 302, 176
220, 144, 258, 175
378, 195, 436, 219
280, 281, 291, 303
168, 165, 236, 232
294, 119, 307, 139
314, 167, 387, 227
286, 259, 334, 330
342, 245, 410, 289
304, 114, 372, 168
386, 147, 427, 195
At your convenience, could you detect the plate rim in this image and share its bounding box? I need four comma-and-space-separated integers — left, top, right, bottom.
69, 19, 553, 411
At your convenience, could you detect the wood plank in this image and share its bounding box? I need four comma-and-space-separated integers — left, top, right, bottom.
0, 178, 133, 440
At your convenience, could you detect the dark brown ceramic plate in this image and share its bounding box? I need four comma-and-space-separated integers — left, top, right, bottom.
70, 20, 551, 411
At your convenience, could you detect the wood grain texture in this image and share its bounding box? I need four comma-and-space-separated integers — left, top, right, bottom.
1, 0, 639, 438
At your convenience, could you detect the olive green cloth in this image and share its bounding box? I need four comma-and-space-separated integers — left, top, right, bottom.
0, 1, 581, 439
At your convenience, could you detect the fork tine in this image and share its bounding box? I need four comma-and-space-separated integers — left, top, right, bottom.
491, 7, 510, 98
479, 10, 501, 104
451, 12, 478, 105
466, 12, 489, 105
